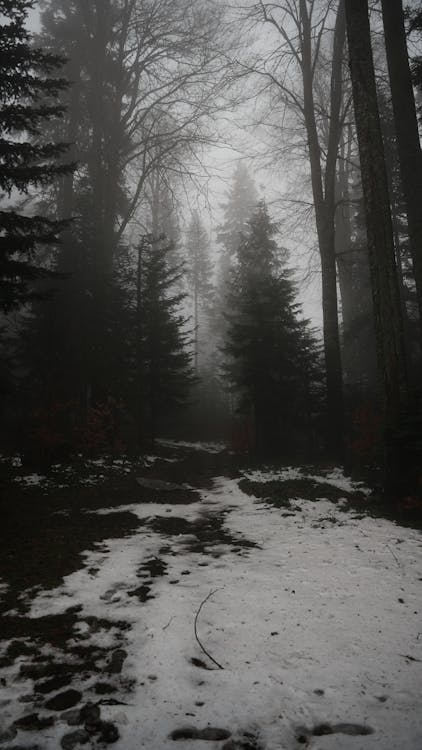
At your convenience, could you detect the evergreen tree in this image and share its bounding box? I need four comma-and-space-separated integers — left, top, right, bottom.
135, 235, 195, 443
0, 0, 72, 312
224, 202, 322, 457
212, 163, 258, 394
217, 162, 258, 281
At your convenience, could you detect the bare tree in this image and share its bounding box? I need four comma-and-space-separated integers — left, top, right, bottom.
237, 0, 347, 454
42, 0, 233, 256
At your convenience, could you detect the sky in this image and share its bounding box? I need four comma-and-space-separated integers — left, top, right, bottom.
25, 0, 324, 329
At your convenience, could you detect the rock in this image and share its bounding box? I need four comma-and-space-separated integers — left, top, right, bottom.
14, 713, 54, 730
45, 689, 82, 711
106, 649, 127, 675
60, 729, 90, 749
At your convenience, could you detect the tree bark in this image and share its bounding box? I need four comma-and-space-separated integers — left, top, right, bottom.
345, 0, 408, 493
381, 0, 422, 351
299, 0, 345, 455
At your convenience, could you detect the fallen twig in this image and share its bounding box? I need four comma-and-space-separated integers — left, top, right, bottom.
163, 616, 175, 631
194, 589, 224, 670
398, 653, 422, 663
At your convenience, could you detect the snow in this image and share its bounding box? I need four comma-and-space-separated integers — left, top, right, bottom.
0, 580, 8, 601
1, 467, 422, 749
13, 472, 46, 486
158, 439, 226, 453
243, 465, 371, 495
0, 454, 22, 467
5, 452, 182, 491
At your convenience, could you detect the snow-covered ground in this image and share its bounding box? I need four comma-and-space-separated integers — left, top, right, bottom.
1, 462, 422, 749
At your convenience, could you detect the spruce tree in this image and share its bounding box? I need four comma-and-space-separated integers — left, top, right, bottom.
217, 162, 258, 282
212, 163, 258, 407
0, 0, 72, 312
136, 235, 195, 443
224, 202, 322, 457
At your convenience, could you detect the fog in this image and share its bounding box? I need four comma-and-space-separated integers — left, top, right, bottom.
1, 2, 422, 748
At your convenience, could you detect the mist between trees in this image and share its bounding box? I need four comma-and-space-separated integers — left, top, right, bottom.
1, 0, 422, 502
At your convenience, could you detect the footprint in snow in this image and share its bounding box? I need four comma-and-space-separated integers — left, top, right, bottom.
170, 726, 231, 741
296, 722, 374, 743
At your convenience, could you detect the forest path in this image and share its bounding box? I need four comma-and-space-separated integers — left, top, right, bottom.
0, 443, 422, 750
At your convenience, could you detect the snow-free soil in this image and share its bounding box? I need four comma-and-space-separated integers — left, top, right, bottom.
0, 444, 421, 750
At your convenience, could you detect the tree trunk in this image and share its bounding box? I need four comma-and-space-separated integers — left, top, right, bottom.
345, 0, 408, 494
136, 240, 144, 445
299, 0, 345, 456
381, 0, 422, 351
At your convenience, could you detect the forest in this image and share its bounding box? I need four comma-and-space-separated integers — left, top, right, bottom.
1, 2, 422, 749
1, 0, 422, 501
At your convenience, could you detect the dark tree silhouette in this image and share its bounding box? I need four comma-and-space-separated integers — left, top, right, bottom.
381, 0, 422, 351
224, 202, 322, 457
345, 0, 409, 495
0, 0, 73, 312
135, 235, 195, 443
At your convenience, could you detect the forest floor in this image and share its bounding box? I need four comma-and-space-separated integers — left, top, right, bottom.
0, 442, 421, 750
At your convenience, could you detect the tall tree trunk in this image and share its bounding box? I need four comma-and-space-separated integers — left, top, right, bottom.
345, 0, 408, 494
299, 0, 345, 455
136, 239, 144, 445
381, 0, 422, 351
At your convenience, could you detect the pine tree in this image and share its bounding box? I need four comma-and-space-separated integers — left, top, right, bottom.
135, 235, 195, 443
217, 162, 258, 281
212, 163, 258, 385
0, 0, 72, 312
224, 202, 322, 457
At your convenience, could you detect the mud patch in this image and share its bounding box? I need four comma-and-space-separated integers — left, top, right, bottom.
128, 584, 154, 602
0, 504, 141, 615
135, 484, 200, 504
239, 477, 365, 509
148, 510, 256, 555
138, 557, 168, 578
